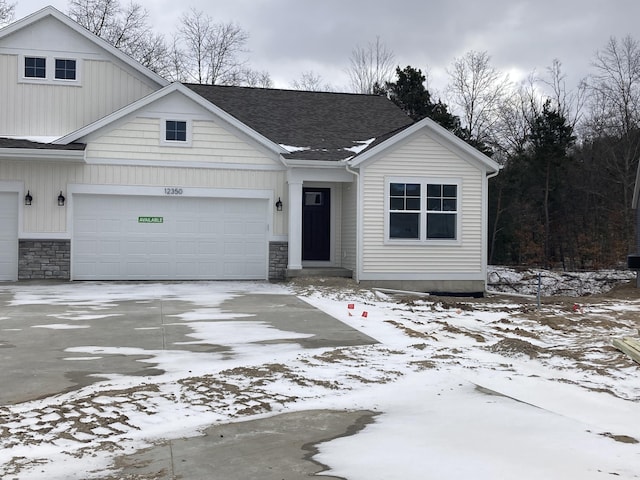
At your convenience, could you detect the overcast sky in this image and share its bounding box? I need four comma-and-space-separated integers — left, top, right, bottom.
13, 0, 640, 96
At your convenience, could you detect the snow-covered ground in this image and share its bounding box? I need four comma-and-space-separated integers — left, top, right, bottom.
1, 271, 639, 479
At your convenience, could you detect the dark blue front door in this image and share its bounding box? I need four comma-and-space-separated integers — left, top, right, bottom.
302, 188, 330, 261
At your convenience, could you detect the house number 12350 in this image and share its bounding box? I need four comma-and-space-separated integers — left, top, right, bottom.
164, 188, 183, 195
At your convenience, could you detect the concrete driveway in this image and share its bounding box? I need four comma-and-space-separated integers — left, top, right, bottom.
0, 281, 378, 479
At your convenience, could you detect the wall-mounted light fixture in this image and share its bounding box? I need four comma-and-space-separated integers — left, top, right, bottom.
24, 190, 33, 206
57, 191, 66, 206
275, 197, 283, 211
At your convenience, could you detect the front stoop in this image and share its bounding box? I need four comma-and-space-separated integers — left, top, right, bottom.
286, 267, 353, 279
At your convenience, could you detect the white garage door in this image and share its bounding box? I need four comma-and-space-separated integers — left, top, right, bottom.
73, 195, 268, 280
0, 192, 18, 281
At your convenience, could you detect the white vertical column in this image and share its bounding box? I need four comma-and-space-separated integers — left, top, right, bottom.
287, 179, 303, 270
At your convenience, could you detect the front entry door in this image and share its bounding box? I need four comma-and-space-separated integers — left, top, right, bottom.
302, 187, 331, 261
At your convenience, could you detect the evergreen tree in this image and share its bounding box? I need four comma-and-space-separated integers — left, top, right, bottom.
385, 66, 465, 136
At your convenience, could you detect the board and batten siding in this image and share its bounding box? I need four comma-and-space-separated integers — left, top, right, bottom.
360, 132, 486, 276
0, 55, 156, 137
0, 160, 287, 236
86, 118, 278, 165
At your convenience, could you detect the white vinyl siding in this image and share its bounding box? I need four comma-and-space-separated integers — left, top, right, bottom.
0, 192, 19, 280
361, 133, 485, 275
341, 182, 357, 271
86, 118, 278, 165
0, 55, 156, 136
0, 160, 287, 236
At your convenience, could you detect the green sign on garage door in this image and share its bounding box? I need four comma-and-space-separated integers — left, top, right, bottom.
138, 216, 163, 223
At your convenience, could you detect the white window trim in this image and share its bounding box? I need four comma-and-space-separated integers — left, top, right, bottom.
160, 118, 192, 147
18, 54, 82, 86
384, 176, 462, 245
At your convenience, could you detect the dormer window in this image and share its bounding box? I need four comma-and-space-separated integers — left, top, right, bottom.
55, 59, 76, 80
24, 56, 46, 78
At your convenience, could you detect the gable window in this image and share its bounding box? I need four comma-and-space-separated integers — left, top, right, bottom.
20, 55, 81, 84
24, 56, 46, 78
55, 59, 76, 80
387, 178, 460, 242
165, 120, 187, 142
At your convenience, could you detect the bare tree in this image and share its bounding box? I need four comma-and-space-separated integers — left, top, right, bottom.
291, 71, 333, 92
588, 36, 640, 138
584, 35, 640, 247
540, 59, 586, 131
165, 33, 187, 82
0, 0, 15, 26
446, 50, 510, 147
179, 8, 214, 84
179, 8, 251, 85
347, 36, 395, 94
207, 21, 248, 85
68, 0, 172, 74
231, 68, 273, 88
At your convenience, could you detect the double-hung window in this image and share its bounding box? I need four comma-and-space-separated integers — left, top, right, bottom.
387, 178, 459, 242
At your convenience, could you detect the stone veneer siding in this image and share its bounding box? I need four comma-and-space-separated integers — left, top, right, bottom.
268, 241, 288, 280
18, 240, 71, 280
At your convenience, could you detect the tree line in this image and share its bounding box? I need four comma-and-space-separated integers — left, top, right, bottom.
2, 0, 639, 269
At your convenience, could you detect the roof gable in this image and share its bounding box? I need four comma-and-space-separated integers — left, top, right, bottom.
54, 83, 288, 160
0, 6, 167, 89
350, 117, 501, 174
185, 84, 414, 162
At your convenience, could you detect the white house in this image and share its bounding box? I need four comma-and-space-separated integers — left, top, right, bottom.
0, 6, 500, 293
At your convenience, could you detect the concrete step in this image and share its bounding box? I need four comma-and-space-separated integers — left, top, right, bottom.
286, 267, 353, 278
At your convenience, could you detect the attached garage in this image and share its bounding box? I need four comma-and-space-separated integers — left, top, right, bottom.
0, 192, 18, 281
72, 194, 268, 280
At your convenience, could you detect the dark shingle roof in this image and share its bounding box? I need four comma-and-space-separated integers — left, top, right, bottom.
0, 138, 86, 150
185, 84, 414, 161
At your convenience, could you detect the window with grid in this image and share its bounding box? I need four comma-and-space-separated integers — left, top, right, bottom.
55, 59, 77, 80
426, 183, 457, 239
389, 182, 421, 239
165, 120, 187, 142
387, 179, 459, 242
24, 57, 46, 78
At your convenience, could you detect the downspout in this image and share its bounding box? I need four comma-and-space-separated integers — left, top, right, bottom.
485, 168, 501, 292
345, 162, 361, 283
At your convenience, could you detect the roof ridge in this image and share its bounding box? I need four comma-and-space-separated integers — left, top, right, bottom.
182, 82, 386, 98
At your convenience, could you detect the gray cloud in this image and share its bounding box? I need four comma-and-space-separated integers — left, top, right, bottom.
15, 0, 640, 91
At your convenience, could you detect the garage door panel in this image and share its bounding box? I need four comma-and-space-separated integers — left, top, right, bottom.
73, 195, 267, 280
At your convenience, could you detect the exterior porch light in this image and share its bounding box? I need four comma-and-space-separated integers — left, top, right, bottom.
57, 191, 66, 206
24, 190, 33, 206
275, 197, 283, 211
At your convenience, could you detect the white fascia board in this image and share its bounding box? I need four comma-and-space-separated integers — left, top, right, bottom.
0, 148, 85, 162
54, 83, 288, 162
348, 117, 501, 174
0, 6, 168, 89
283, 159, 347, 168
287, 165, 354, 183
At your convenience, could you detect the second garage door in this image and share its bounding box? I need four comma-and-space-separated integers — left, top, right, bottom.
73, 195, 268, 280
